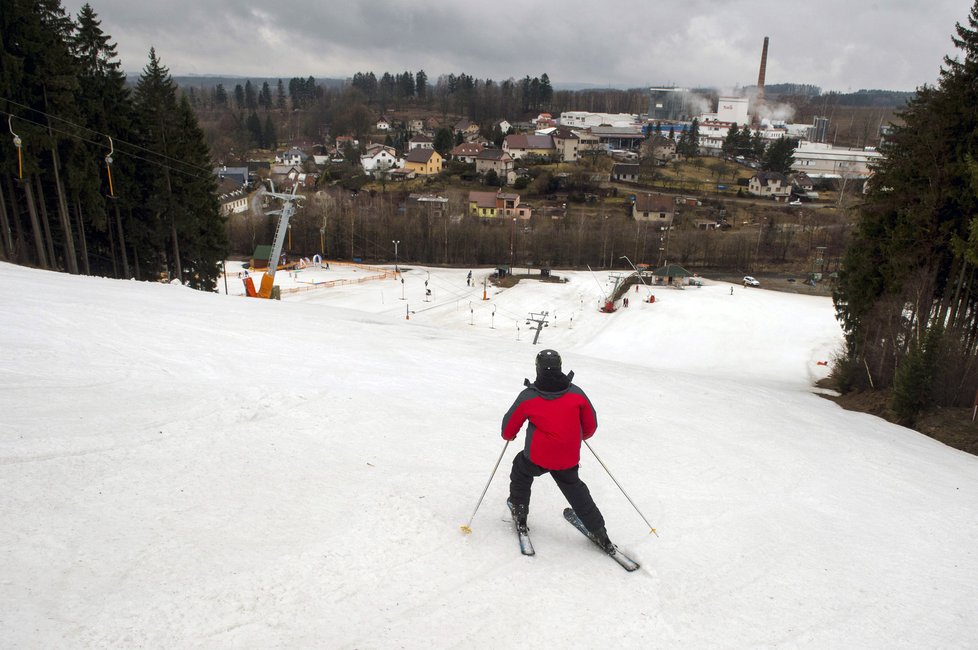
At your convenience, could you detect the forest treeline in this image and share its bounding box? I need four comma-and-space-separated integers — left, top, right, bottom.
0, 0, 225, 289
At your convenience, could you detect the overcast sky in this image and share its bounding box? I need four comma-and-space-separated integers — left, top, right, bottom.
61, 0, 973, 93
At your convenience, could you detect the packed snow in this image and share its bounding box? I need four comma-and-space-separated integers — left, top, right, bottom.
2, 260, 977, 648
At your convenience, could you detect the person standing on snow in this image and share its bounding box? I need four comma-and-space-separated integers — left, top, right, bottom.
501, 349, 613, 551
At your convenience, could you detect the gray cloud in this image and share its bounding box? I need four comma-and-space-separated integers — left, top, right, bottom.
61, 0, 969, 91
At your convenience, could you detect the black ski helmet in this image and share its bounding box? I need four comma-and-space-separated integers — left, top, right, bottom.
535, 349, 562, 375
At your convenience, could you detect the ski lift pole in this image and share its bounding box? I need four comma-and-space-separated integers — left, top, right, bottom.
460, 440, 510, 534
584, 440, 658, 536
9, 116, 23, 180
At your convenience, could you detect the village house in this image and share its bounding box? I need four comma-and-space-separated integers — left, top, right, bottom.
468, 190, 532, 219
612, 163, 640, 182
454, 119, 481, 141
475, 149, 514, 179
503, 134, 555, 160
534, 113, 557, 129
403, 148, 443, 176
640, 135, 678, 164
575, 129, 603, 156
376, 116, 392, 131
275, 148, 308, 166
790, 171, 815, 192
449, 142, 485, 163
748, 171, 792, 201
216, 177, 249, 216
270, 164, 301, 187
632, 192, 676, 226
213, 165, 249, 187
550, 127, 581, 163
408, 134, 434, 151
360, 144, 400, 176
336, 135, 360, 152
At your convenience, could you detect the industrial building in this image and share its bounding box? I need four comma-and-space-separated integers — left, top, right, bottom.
648, 87, 692, 122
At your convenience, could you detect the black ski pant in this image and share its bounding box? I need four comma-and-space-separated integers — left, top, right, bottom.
508, 451, 605, 534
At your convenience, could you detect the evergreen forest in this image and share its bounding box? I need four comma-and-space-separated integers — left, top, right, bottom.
1, 1, 225, 289
833, 0, 978, 423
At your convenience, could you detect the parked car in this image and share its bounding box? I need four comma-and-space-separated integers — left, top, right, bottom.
743, 276, 760, 287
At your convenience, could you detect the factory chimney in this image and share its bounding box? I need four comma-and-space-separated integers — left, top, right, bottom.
753, 36, 769, 126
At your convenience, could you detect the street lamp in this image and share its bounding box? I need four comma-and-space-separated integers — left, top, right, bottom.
392, 239, 400, 273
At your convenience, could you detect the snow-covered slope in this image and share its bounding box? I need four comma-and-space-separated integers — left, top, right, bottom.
2, 261, 976, 648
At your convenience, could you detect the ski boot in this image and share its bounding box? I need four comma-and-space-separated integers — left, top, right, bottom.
508, 500, 529, 534
591, 527, 616, 554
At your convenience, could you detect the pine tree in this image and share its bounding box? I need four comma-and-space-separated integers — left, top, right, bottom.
132, 48, 183, 281
168, 96, 224, 290
761, 137, 797, 174
721, 124, 738, 156
834, 0, 978, 406
275, 79, 287, 110
263, 115, 277, 150
245, 111, 263, 147
72, 2, 134, 278
415, 69, 428, 101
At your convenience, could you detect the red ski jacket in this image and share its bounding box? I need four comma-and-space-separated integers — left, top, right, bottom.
501, 378, 598, 470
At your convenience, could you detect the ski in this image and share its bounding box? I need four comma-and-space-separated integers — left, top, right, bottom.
507, 500, 535, 556
563, 508, 640, 572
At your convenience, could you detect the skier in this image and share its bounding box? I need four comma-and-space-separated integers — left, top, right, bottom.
501, 349, 614, 552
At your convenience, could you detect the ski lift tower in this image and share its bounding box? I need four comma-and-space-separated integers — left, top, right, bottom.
257, 182, 303, 299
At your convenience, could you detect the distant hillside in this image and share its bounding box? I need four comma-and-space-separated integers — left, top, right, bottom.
746, 84, 914, 107
822, 89, 915, 107
126, 74, 348, 90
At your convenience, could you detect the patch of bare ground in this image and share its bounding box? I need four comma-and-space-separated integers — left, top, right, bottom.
815, 377, 978, 456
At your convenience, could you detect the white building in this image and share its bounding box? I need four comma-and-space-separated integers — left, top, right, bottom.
360, 144, 401, 176
716, 96, 749, 125
559, 111, 639, 129
791, 141, 883, 179
697, 120, 736, 154
275, 148, 308, 166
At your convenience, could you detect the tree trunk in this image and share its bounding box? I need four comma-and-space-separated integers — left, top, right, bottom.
74, 200, 90, 275
4, 175, 26, 263
160, 125, 182, 283
170, 218, 182, 282
51, 148, 78, 275
115, 203, 130, 278
132, 241, 140, 280
24, 176, 49, 268
0, 179, 14, 260
34, 175, 58, 268
107, 202, 118, 278
42, 87, 78, 274
49, 144, 79, 274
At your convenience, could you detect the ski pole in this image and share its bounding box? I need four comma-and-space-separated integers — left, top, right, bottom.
585, 440, 659, 537
460, 440, 510, 534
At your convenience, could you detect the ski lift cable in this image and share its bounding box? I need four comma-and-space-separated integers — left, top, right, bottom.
0, 97, 216, 176
0, 102, 215, 179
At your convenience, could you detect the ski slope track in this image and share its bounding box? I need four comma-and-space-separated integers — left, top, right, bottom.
1, 261, 977, 648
